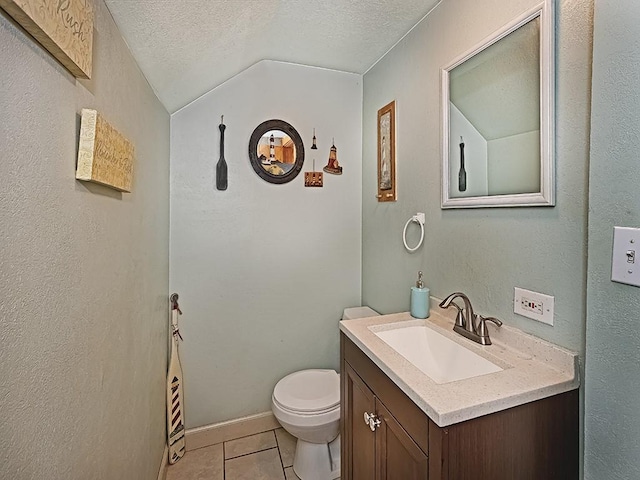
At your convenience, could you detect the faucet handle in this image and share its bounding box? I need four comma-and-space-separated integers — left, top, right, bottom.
439, 299, 465, 328
477, 315, 503, 344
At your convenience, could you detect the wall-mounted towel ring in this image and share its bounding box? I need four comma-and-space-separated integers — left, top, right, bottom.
403, 213, 425, 252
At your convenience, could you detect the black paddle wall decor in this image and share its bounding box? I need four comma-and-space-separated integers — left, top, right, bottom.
458, 136, 467, 192
216, 115, 228, 190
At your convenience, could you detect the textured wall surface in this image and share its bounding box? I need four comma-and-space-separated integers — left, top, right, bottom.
0, 1, 170, 478
585, 0, 640, 478
170, 60, 362, 428
362, 2, 593, 473
362, 0, 592, 356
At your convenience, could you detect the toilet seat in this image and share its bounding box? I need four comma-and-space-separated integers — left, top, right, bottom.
273, 369, 340, 414
273, 398, 339, 416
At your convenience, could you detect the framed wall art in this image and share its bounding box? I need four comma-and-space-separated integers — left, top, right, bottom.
76, 109, 134, 192
377, 100, 396, 202
0, 0, 94, 78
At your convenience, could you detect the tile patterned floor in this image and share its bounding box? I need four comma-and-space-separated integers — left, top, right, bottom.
166, 428, 303, 480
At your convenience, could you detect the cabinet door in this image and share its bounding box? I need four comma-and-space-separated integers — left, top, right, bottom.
376, 400, 428, 480
343, 363, 376, 480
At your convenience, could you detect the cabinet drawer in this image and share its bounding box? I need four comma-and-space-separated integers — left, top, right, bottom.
342, 333, 429, 454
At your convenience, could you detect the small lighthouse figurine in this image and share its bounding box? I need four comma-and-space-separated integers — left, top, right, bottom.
323, 138, 343, 175
268, 133, 276, 164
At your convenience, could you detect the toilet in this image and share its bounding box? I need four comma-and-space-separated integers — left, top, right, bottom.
271, 306, 379, 480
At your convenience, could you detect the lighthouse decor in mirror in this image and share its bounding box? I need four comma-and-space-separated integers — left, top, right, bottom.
377, 101, 396, 202
441, 1, 555, 208
248, 119, 305, 184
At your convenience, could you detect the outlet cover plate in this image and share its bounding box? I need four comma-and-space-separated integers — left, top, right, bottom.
611, 226, 640, 287
514, 287, 554, 326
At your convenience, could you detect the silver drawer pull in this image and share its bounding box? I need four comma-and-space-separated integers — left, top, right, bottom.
363, 412, 381, 432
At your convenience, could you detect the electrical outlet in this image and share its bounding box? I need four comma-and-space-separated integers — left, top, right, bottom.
514, 287, 554, 326
520, 297, 543, 315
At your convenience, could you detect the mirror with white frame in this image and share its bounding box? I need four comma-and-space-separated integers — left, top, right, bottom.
441, 1, 554, 208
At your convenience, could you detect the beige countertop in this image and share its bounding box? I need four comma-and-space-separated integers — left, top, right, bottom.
339, 304, 580, 427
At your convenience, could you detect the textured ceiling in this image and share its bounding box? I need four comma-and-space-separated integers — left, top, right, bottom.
104, 0, 441, 113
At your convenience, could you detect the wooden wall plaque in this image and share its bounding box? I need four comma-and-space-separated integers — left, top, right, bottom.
377, 100, 397, 202
76, 109, 134, 192
0, 0, 93, 78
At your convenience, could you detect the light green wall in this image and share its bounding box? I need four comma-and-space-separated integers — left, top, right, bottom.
488, 130, 540, 195
0, 1, 170, 478
362, 0, 592, 356
170, 61, 362, 428
585, 0, 640, 478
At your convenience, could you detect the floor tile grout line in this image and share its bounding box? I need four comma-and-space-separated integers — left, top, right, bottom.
223, 429, 278, 461
274, 428, 287, 476
224, 445, 280, 462
223, 441, 226, 480
224, 440, 287, 480
225, 429, 277, 445
167, 429, 291, 480
223, 454, 226, 480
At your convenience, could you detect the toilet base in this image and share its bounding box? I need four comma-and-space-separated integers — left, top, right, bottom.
293, 434, 340, 480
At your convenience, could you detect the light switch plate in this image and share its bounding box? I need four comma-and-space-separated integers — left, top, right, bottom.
514, 287, 554, 326
611, 226, 640, 287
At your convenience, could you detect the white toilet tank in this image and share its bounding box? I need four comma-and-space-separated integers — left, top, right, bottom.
342, 306, 379, 320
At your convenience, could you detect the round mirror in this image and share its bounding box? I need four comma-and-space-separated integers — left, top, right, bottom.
249, 119, 304, 184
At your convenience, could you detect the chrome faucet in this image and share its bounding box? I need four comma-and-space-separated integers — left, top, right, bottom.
439, 292, 502, 345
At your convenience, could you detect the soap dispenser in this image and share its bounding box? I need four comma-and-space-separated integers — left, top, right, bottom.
410, 271, 430, 319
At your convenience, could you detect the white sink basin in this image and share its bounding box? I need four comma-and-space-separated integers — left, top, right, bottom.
372, 325, 503, 384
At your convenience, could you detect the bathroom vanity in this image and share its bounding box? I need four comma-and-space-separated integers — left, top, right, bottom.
339, 309, 579, 479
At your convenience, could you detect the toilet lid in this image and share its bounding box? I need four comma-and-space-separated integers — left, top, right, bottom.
273, 369, 340, 413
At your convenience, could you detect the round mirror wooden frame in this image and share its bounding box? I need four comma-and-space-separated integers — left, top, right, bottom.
249, 119, 305, 184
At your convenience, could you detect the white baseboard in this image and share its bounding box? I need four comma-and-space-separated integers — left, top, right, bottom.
185, 412, 281, 451
157, 444, 168, 480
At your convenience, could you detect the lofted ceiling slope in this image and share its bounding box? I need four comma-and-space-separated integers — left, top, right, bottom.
104, 0, 441, 113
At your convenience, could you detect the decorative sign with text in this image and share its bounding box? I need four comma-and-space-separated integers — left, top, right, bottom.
0, 0, 93, 78
76, 109, 134, 192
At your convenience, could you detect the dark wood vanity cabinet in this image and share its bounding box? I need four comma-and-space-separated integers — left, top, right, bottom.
340, 333, 579, 480
344, 362, 428, 479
